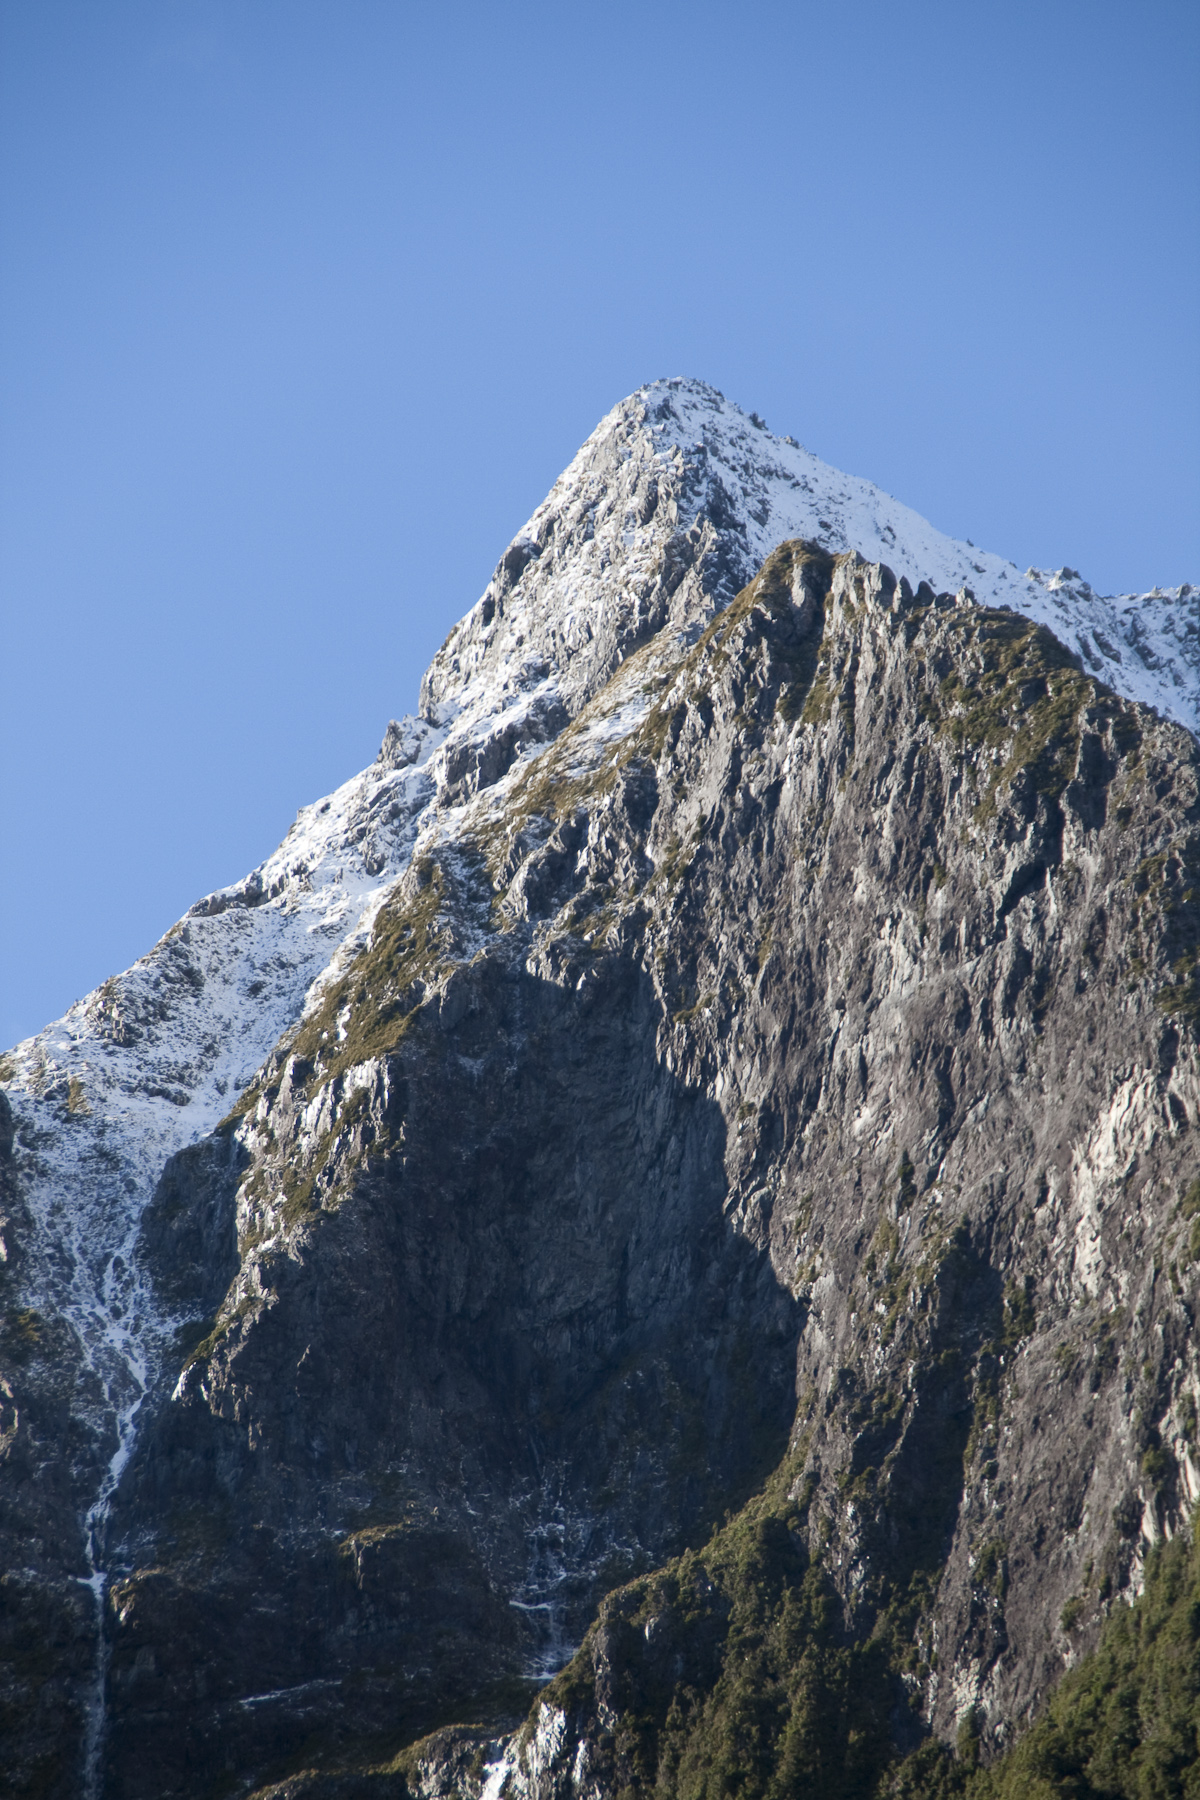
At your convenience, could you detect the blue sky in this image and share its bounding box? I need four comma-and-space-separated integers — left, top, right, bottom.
2, 0, 1198, 1048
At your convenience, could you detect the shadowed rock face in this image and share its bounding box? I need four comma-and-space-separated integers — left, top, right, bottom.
65, 545, 1198, 1796
0, 1091, 107, 1800
1, 384, 1197, 1800
103, 954, 798, 1796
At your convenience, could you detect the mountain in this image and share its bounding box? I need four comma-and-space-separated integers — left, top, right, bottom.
1, 378, 1197, 1798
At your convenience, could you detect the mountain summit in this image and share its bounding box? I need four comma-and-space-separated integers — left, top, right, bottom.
1, 381, 1198, 1798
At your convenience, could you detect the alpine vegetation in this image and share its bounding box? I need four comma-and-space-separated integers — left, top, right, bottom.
1, 380, 1197, 1798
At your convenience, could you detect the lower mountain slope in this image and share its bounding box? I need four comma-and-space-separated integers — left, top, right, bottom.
58, 543, 1200, 1796
368, 1453, 1200, 1800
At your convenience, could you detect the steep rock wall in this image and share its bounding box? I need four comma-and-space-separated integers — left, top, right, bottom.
89, 546, 1200, 1796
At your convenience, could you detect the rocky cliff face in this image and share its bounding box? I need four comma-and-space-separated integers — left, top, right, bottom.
1, 381, 1197, 1798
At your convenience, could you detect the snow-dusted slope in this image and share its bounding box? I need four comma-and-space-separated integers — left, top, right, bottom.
424, 378, 1198, 739
0, 718, 442, 1544
1, 375, 1195, 1592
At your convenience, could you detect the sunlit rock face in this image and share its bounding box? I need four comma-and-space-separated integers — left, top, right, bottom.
1, 381, 1197, 1799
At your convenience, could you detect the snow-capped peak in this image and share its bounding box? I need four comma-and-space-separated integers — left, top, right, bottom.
422, 377, 1198, 742
1, 376, 1193, 1601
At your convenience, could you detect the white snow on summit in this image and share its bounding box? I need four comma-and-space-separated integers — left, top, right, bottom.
422, 379, 1197, 750
639, 380, 1198, 732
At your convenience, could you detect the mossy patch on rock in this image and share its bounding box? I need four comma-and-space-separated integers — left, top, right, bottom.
922, 612, 1096, 821
289, 858, 449, 1082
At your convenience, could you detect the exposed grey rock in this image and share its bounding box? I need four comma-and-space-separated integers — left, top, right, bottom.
378, 718, 435, 773
1, 382, 1197, 1797
80, 548, 1200, 1794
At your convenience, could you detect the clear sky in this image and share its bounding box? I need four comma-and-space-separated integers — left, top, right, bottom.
2, 0, 1198, 1050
